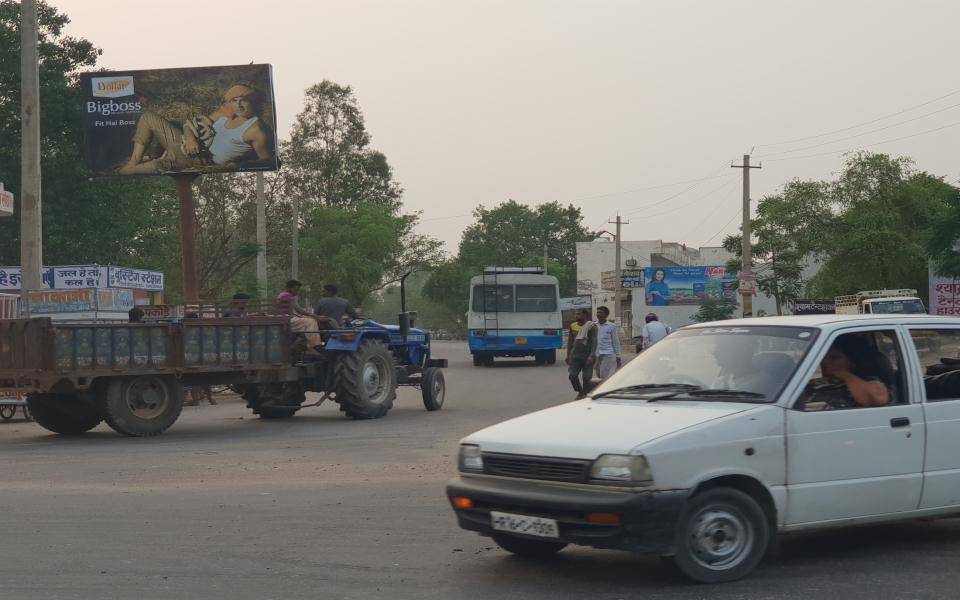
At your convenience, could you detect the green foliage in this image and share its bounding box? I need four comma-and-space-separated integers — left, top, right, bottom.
690, 297, 737, 323
422, 200, 595, 328
361, 271, 463, 336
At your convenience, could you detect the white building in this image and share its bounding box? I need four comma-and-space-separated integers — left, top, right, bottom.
576, 239, 779, 336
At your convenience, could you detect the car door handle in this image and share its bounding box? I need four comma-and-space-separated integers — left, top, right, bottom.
890, 417, 911, 428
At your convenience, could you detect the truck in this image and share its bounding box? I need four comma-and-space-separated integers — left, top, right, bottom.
467, 266, 563, 366
0, 286, 447, 437
834, 289, 926, 314
446, 314, 960, 582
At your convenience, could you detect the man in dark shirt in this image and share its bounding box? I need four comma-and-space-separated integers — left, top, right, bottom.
315, 285, 358, 327
566, 308, 598, 399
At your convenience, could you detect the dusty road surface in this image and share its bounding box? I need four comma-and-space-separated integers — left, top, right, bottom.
2, 340, 960, 599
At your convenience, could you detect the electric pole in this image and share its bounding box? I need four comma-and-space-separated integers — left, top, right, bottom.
731, 154, 761, 317
543, 239, 548, 273
256, 172, 267, 297
20, 0, 42, 291
608, 214, 629, 325
291, 196, 300, 280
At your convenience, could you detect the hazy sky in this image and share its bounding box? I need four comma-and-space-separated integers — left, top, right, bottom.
55, 0, 960, 252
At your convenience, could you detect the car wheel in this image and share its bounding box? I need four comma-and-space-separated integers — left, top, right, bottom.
669, 487, 769, 583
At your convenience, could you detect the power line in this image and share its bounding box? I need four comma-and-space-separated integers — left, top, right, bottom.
704, 208, 742, 246
762, 119, 960, 163
758, 101, 960, 159
757, 86, 960, 148
684, 172, 741, 241
622, 165, 735, 216
633, 177, 740, 220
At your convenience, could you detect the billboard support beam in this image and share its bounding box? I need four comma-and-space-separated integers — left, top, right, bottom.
175, 174, 200, 303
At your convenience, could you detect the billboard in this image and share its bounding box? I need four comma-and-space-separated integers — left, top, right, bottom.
80, 64, 278, 176
929, 271, 960, 316
601, 269, 645, 291
793, 299, 836, 315
643, 266, 737, 306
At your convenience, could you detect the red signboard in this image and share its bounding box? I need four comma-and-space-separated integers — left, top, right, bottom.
0, 184, 13, 217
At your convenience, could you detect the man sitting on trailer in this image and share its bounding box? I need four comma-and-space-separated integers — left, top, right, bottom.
276, 280, 332, 353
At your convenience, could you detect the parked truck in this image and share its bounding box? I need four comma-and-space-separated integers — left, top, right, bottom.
834, 289, 926, 315
0, 293, 447, 437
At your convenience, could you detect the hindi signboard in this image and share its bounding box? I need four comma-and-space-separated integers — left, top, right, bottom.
793, 299, 836, 315
929, 267, 960, 316
108, 267, 164, 291
80, 64, 279, 177
53, 266, 106, 289
601, 269, 645, 291
0, 183, 13, 217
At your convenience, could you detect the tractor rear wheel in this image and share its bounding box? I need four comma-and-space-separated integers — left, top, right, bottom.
334, 340, 397, 419
27, 392, 103, 435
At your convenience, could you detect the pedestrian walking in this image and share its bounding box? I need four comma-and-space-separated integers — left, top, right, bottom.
566, 308, 598, 399
594, 306, 622, 380
640, 312, 671, 352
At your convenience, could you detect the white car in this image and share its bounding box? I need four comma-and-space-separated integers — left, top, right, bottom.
447, 315, 960, 582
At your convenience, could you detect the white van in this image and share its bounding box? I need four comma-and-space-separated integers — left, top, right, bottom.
447, 315, 960, 582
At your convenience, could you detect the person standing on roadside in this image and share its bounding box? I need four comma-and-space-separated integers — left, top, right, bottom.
566, 308, 598, 399
640, 312, 671, 352
594, 306, 622, 380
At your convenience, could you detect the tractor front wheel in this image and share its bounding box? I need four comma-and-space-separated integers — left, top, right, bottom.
421, 367, 445, 411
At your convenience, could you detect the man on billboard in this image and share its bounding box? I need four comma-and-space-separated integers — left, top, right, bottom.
118, 82, 274, 175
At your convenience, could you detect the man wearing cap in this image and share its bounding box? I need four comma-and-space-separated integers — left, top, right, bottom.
119, 82, 274, 175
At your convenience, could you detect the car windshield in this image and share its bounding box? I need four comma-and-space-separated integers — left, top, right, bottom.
590, 325, 819, 402
870, 299, 925, 314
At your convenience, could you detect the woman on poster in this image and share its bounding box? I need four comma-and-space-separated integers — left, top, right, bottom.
645, 268, 671, 306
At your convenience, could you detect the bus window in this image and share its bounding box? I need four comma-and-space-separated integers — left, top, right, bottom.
472, 285, 514, 312
516, 285, 557, 312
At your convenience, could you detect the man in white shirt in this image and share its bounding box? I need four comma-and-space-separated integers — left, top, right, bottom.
594, 306, 622, 380
640, 312, 671, 351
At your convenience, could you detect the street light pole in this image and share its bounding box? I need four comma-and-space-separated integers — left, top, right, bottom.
20, 0, 43, 292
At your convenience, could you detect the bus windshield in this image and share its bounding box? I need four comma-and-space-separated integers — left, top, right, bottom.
471, 284, 557, 312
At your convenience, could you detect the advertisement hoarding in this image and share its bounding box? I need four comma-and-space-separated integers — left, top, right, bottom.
0, 267, 53, 291
644, 266, 737, 306
108, 267, 164, 291
80, 64, 278, 177
601, 269, 645, 291
54, 266, 106, 289
929, 269, 960, 316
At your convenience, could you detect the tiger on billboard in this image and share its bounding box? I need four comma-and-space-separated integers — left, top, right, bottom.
80, 64, 279, 176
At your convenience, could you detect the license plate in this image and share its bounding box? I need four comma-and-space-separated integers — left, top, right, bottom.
516, 337, 527, 345
490, 511, 559, 538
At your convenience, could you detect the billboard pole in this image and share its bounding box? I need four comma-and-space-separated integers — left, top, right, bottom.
256, 172, 267, 297
20, 0, 43, 292
175, 175, 200, 303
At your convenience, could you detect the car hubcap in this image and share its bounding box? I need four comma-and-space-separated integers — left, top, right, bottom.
126, 378, 169, 419
687, 505, 753, 571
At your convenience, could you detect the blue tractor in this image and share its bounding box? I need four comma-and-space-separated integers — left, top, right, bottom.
239, 273, 448, 420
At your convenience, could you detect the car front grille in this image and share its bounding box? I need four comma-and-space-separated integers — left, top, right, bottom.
482, 452, 590, 483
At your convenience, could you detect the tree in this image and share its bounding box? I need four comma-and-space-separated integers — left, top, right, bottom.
807, 153, 952, 299
0, 1, 177, 271
281, 81, 402, 210
690, 297, 737, 323
422, 200, 595, 327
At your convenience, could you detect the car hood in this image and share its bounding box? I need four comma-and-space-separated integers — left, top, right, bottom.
462, 399, 758, 460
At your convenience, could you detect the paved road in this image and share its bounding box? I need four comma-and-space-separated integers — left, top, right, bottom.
1, 341, 959, 599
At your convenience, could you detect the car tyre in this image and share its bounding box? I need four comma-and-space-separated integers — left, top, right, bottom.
492, 534, 567, 558
669, 487, 769, 583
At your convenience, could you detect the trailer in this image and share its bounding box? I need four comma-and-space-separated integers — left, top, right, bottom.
0, 302, 447, 436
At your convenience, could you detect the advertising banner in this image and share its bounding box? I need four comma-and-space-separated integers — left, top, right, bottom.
601, 269, 645, 291
80, 64, 278, 177
643, 266, 737, 306
27, 289, 97, 314
108, 267, 164, 291
0, 183, 13, 217
929, 270, 960, 316
559, 295, 592, 311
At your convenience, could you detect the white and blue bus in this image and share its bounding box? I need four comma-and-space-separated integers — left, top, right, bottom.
467, 266, 563, 366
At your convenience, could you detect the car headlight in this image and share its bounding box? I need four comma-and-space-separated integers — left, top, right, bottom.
589, 454, 652, 485
458, 444, 484, 472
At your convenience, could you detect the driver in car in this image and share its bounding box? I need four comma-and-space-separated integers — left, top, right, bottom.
804, 338, 891, 409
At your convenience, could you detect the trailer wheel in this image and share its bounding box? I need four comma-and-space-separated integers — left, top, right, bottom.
0, 405, 14, 421
26, 393, 102, 435
100, 375, 183, 437
334, 339, 397, 419
242, 383, 303, 419
421, 367, 445, 411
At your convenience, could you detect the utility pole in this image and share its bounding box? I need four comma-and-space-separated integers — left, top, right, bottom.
608, 214, 629, 324
291, 196, 300, 280
175, 175, 199, 303
731, 154, 761, 317
543, 239, 548, 272
20, 0, 42, 292
255, 173, 267, 297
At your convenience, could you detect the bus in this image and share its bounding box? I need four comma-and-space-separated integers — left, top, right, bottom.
467, 266, 563, 366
